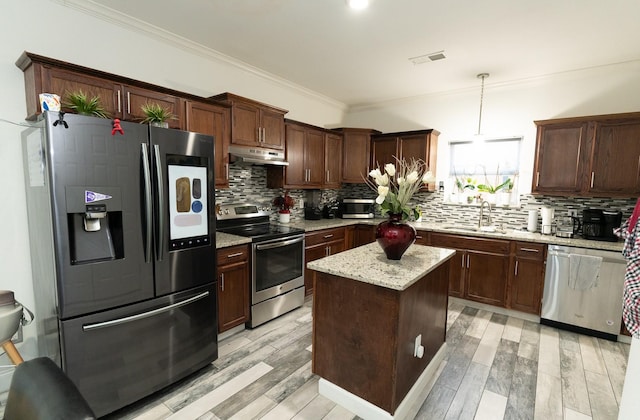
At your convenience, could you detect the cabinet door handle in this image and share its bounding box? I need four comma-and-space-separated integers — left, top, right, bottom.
226, 252, 244, 258
257, 127, 261, 142
220, 273, 225, 291
326, 170, 330, 182
520, 248, 539, 253
514, 260, 519, 276
590, 172, 595, 188
466, 254, 470, 268
225, 163, 229, 181
536, 172, 540, 187
461, 255, 465, 268
117, 90, 121, 113
126, 91, 131, 114
323, 234, 334, 239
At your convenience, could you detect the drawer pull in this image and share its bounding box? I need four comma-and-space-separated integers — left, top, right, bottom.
520, 248, 539, 253
226, 252, 244, 258
323, 234, 334, 239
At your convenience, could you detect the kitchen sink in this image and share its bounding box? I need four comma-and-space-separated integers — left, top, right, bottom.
441, 225, 508, 234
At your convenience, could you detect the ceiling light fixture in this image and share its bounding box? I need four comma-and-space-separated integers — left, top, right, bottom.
409, 50, 446, 65
476, 73, 490, 136
347, 0, 369, 10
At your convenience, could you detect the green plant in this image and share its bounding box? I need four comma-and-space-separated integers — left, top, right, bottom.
476, 166, 512, 193
140, 102, 176, 124
63, 90, 109, 118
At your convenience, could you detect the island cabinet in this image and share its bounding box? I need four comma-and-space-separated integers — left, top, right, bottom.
216, 245, 250, 333
185, 101, 231, 188
507, 242, 546, 315
429, 233, 510, 307
533, 112, 640, 197
335, 128, 381, 183
308, 243, 454, 418
304, 227, 346, 296
415, 229, 429, 246
370, 129, 439, 181
210, 92, 287, 150
16, 52, 183, 127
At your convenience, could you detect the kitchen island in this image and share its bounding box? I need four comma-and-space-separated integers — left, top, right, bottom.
307, 243, 455, 420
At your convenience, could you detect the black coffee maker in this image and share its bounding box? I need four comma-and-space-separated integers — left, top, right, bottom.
582, 208, 622, 241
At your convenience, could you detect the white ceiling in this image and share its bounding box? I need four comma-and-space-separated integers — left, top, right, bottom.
82, 0, 640, 107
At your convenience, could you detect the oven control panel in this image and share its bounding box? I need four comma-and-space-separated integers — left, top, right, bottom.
216, 203, 271, 220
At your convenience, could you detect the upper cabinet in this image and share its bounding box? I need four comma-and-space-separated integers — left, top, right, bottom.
210, 93, 287, 150
371, 129, 439, 190
336, 128, 380, 183
533, 113, 640, 197
185, 101, 231, 188
267, 120, 342, 189
16, 52, 183, 128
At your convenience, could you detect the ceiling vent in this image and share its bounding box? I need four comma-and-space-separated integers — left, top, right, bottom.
409, 50, 446, 65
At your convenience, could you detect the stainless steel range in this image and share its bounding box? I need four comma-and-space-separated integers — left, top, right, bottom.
216, 203, 305, 328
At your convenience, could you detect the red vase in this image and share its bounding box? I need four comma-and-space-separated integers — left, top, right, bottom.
375, 213, 416, 260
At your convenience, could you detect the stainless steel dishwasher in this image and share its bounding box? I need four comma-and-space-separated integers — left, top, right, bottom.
541, 244, 625, 340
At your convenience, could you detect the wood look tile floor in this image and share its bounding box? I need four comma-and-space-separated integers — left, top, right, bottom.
106, 298, 630, 420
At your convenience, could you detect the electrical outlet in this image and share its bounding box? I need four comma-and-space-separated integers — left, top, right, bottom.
568, 209, 578, 217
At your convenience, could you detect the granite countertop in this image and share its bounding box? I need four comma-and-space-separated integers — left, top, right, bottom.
216, 218, 624, 253
215, 232, 251, 249
307, 243, 456, 291
287, 218, 624, 253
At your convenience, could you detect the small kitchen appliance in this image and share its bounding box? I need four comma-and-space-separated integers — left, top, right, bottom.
216, 203, 306, 328
582, 209, 622, 241
304, 190, 322, 220
555, 215, 581, 238
337, 198, 375, 219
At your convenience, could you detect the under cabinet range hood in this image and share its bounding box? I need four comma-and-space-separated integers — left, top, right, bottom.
228, 145, 288, 166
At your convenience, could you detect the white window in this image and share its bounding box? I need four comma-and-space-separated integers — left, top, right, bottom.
448, 137, 522, 205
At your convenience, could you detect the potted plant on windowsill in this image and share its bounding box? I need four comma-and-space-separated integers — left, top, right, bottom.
140, 102, 176, 128
63, 90, 110, 118
273, 192, 295, 223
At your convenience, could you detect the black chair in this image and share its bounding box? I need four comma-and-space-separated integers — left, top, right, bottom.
4, 357, 96, 420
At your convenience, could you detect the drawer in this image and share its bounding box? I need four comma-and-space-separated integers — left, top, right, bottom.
514, 242, 546, 260
217, 244, 249, 266
430, 233, 510, 254
305, 227, 346, 247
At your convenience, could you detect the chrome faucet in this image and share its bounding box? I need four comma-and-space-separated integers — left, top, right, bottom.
478, 200, 493, 228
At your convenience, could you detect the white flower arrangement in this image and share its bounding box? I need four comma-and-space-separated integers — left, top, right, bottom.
365, 157, 434, 221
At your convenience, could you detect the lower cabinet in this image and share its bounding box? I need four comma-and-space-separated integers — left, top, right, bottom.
430, 233, 510, 307
508, 242, 546, 315
415, 229, 429, 246
216, 244, 250, 333
305, 227, 346, 296
351, 224, 376, 248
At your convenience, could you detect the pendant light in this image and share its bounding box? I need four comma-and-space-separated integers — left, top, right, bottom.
476, 73, 489, 137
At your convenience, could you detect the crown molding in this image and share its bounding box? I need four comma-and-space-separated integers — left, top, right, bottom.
50, 0, 347, 111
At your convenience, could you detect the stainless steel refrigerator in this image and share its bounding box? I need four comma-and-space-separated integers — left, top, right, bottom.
22, 111, 217, 417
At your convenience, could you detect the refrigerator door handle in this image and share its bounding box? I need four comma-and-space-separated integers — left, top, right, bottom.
141, 143, 152, 263
153, 144, 165, 262
82, 291, 210, 331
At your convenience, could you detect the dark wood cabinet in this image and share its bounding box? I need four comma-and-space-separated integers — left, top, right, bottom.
210, 92, 287, 150
337, 128, 380, 183
304, 227, 346, 296
185, 101, 231, 188
371, 129, 439, 190
351, 224, 376, 248
532, 122, 589, 195
324, 132, 343, 188
268, 120, 342, 189
216, 245, 250, 333
533, 112, 640, 197
508, 242, 546, 315
122, 85, 182, 129
429, 233, 509, 307
589, 119, 640, 195
415, 230, 429, 246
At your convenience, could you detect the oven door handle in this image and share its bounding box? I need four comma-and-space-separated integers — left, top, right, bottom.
256, 236, 304, 250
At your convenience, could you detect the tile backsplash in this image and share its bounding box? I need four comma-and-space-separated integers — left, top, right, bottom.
215, 164, 637, 228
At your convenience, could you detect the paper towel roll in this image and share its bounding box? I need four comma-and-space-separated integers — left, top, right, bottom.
527, 209, 538, 232
541, 207, 554, 235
